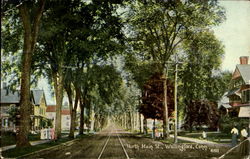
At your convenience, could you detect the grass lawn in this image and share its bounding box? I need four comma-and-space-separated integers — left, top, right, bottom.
0, 132, 42, 147
134, 132, 193, 144
179, 131, 232, 143
2, 134, 90, 158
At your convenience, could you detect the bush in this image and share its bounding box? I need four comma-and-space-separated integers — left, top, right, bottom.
219, 115, 248, 133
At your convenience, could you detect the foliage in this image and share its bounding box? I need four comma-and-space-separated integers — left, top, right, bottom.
140, 73, 174, 119
126, 0, 225, 71
7, 105, 19, 125
219, 115, 249, 134
178, 31, 230, 129
179, 31, 226, 101
183, 100, 220, 131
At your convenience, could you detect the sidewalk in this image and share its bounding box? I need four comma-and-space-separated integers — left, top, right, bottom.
0, 140, 51, 151
0, 134, 70, 152
170, 135, 231, 147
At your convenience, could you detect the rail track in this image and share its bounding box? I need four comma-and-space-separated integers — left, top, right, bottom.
97, 127, 130, 159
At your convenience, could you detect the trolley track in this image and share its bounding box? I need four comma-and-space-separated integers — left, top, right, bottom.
97, 127, 130, 159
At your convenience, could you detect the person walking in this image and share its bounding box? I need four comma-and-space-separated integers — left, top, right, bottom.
231, 126, 239, 147
202, 130, 207, 139
239, 127, 249, 157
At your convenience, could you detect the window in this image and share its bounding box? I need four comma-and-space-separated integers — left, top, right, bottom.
66, 122, 69, 126
242, 89, 250, 103
3, 118, 9, 127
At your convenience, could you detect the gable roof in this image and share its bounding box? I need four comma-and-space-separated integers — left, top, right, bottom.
0, 89, 20, 104
236, 64, 250, 84
218, 93, 231, 109
0, 89, 46, 105
32, 90, 46, 106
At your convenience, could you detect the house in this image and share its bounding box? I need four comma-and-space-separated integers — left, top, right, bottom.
46, 105, 71, 131
226, 56, 250, 117
0, 89, 49, 132
31, 90, 48, 131
0, 89, 20, 131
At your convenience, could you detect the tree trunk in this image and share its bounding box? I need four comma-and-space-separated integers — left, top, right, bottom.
69, 87, 80, 138
53, 69, 64, 139
79, 96, 84, 135
130, 111, 133, 130
139, 113, 142, 133
69, 110, 76, 138
124, 113, 127, 129
143, 117, 147, 135
89, 101, 95, 132
153, 119, 156, 139
65, 84, 73, 138
16, 0, 45, 147
162, 77, 169, 139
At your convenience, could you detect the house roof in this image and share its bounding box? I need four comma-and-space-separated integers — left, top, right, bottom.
218, 93, 231, 109
62, 109, 70, 115
32, 90, 45, 105
0, 89, 20, 104
0, 89, 46, 105
236, 64, 250, 84
226, 88, 241, 97
46, 105, 56, 112
46, 105, 70, 115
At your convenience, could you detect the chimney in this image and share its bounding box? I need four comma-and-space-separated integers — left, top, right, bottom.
239, 56, 249, 65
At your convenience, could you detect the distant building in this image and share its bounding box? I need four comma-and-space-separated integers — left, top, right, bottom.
226, 56, 250, 117
0, 89, 49, 132
46, 105, 71, 131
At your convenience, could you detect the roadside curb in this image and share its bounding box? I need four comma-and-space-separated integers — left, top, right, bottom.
16, 138, 81, 159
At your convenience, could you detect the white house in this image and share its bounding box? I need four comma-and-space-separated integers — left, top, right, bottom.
46, 105, 71, 131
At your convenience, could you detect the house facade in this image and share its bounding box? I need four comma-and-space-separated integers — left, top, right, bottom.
31, 90, 49, 131
0, 89, 20, 131
226, 56, 250, 116
0, 89, 49, 132
46, 105, 71, 131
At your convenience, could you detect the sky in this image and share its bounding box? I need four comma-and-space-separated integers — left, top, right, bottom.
38, 0, 250, 104
213, 0, 250, 71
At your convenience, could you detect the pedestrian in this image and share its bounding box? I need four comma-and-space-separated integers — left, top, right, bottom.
50, 127, 55, 140
202, 130, 207, 139
231, 126, 239, 147
239, 127, 249, 156
155, 128, 159, 139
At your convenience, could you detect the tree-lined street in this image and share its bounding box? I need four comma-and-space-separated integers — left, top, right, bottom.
19, 123, 234, 159
1, 0, 249, 158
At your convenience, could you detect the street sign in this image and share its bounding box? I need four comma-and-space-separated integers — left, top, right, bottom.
238, 106, 250, 117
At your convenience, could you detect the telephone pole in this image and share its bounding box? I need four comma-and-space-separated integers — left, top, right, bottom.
173, 55, 182, 143
174, 60, 178, 143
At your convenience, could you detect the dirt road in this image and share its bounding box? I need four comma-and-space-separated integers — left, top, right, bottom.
22, 125, 237, 159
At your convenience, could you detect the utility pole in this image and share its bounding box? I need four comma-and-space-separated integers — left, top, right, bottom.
173, 55, 182, 143
174, 61, 178, 143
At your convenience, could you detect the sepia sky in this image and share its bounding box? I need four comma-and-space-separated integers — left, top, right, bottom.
213, 0, 250, 71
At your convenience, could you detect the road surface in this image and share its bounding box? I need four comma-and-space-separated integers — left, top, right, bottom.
22, 125, 237, 159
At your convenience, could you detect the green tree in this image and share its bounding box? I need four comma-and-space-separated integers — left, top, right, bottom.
125, 0, 225, 138
2, 0, 46, 147
34, 0, 126, 138
179, 31, 230, 131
